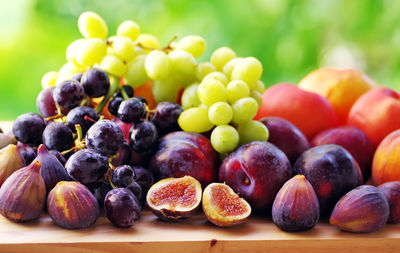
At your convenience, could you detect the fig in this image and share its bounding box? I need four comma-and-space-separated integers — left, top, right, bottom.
272, 175, 320, 232
0, 160, 45, 222
104, 188, 141, 228
0, 133, 16, 150
0, 144, 25, 187
378, 181, 400, 224
330, 185, 389, 233
35, 144, 70, 194
47, 181, 100, 229
202, 183, 251, 227
146, 176, 202, 221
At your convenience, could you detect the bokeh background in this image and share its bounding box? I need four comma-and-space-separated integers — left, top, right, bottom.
1, 0, 400, 120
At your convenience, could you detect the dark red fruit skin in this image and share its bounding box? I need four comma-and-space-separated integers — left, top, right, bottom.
311, 126, 375, 181
272, 175, 320, 232
330, 185, 389, 233
149, 132, 219, 187
219, 141, 292, 213
378, 181, 400, 224
47, 181, 99, 229
260, 117, 309, 164
293, 144, 363, 215
36, 87, 58, 117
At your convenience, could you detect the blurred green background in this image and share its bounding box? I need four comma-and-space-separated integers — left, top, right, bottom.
1, 0, 400, 120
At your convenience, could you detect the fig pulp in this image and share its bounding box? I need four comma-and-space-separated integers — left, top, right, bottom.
0, 160, 45, 222
272, 175, 320, 232
202, 183, 251, 227
330, 185, 389, 233
378, 181, 400, 224
47, 181, 100, 229
146, 176, 202, 221
0, 144, 25, 187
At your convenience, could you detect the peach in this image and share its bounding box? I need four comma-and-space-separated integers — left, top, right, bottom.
347, 87, 400, 147
372, 129, 400, 185
255, 83, 338, 139
299, 68, 375, 124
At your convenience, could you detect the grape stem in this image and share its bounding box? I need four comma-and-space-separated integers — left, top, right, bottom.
120, 86, 130, 100
95, 77, 121, 113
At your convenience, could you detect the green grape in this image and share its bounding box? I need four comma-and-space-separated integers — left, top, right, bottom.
196, 62, 216, 81
56, 62, 87, 85
197, 79, 227, 106
136, 34, 160, 50
41, 71, 58, 88
144, 50, 171, 80
208, 102, 233, 125
210, 47, 236, 71
124, 54, 148, 87
250, 90, 262, 106
133, 46, 146, 58
99, 54, 125, 77
223, 57, 243, 78
75, 38, 107, 66
109, 36, 135, 61
175, 35, 206, 58
210, 125, 239, 154
237, 120, 269, 145
168, 49, 197, 76
202, 72, 228, 86
226, 80, 250, 104
232, 97, 259, 124
78, 11, 108, 39
178, 107, 214, 133
231, 57, 263, 89
117, 20, 141, 41
181, 83, 201, 109
255, 80, 265, 93
66, 39, 85, 67
152, 78, 180, 103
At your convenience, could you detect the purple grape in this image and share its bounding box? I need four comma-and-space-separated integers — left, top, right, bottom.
136, 96, 148, 106
117, 98, 146, 123
108, 97, 123, 117
81, 68, 110, 98
132, 166, 154, 193
53, 80, 85, 109
112, 165, 135, 187
42, 122, 74, 152
66, 106, 99, 135
110, 142, 132, 167
71, 73, 83, 82
151, 102, 183, 135
18, 145, 37, 165
104, 188, 141, 228
36, 87, 58, 117
49, 150, 67, 165
93, 182, 112, 206
65, 149, 109, 184
13, 113, 46, 146
129, 121, 158, 154
127, 181, 143, 206
116, 86, 134, 98
86, 120, 124, 157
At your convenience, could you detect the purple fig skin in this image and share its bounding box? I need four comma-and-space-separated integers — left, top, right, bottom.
0, 160, 45, 222
272, 175, 320, 232
293, 144, 363, 215
47, 181, 100, 229
219, 141, 292, 213
0, 144, 26, 187
330, 185, 389, 233
378, 181, 400, 224
35, 144, 70, 194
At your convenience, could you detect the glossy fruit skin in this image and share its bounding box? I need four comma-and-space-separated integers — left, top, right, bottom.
378, 181, 400, 224
0, 161, 45, 222
53, 80, 85, 109
104, 188, 141, 228
0, 144, 26, 187
150, 131, 219, 187
36, 87, 58, 117
0, 133, 16, 150
272, 175, 320, 232
127, 181, 143, 206
81, 68, 110, 98
49, 150, 66, 165
219, 141, 292, 213
18, 145, 36, 165
92, 181, 112, 206
86, 120, 124, 157
132, 166, 154, 193
13, 113, 46, 146
260, 117, 309, 163
117, 98, 146, 123
42, 122, 74, 152
66, 106, 99, 135
35, 145, 70, 194
311, 126, 375, 181
293, 144, 363, 215
151, 102, 183, 135
47, 181, 100, 229
129, 121, 158, 154
108, 97, 123, 116
116, 86, 134, 98
110, 142, 132, 167
330, 185, 389, 233
111, 165, 135, 187
65, 149, 109, 184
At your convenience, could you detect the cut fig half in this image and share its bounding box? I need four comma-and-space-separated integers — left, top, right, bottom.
146, 176, 202, 221
202, 183, 251, 227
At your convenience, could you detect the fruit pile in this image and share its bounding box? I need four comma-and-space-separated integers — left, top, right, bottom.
0, 11, 400, 234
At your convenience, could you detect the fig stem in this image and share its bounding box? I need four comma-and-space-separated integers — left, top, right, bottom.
95, 77, 120, 113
